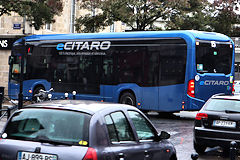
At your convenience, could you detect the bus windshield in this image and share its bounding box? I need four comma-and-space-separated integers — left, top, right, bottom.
9, 45, 26, 82
196, 41, 233, 74
9, 56, 22, 81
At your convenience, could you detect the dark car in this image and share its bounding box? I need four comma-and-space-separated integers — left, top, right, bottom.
0, 100, 177, 160
193, 93, 240, 155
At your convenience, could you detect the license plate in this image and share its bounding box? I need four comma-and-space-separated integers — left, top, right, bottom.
212, 120, 236, 128
17, 151, 57, 160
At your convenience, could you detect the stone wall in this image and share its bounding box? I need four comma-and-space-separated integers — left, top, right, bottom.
0, 50, 10, 95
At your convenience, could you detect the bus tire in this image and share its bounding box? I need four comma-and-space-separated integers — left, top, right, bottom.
32, 86, 45, 103
119, 92, 136, 107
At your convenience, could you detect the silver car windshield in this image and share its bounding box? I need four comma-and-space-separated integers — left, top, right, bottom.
205, 99, 240, 112
3, 108, 91, 146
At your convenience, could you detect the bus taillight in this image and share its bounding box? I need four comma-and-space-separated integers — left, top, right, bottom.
187, 79, 195, 98
232, 80, 235, 94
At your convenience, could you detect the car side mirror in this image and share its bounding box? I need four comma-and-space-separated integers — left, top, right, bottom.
8, 56, 13, 65
157, 131, 170, 140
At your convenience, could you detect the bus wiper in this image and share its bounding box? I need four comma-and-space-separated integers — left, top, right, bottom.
34, 135, 72, 146
225, 110, 240, 113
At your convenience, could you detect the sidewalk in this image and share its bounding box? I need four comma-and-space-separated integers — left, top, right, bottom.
0, 116, 7, 132
175, 111, 198, 119
0, 102, 15, 132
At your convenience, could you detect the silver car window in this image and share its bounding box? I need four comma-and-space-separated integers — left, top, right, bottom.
128, 111, 155, 140
205, 99, 240, 112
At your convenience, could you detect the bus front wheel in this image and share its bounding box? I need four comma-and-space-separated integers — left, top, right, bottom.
32, 86, 45, 103
119, 92, 136, 106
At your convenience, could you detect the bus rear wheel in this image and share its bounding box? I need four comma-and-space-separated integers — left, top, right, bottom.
119, 92, 136, 106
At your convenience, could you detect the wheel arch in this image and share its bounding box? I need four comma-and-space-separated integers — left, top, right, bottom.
118, 89, 136, 103
33, 84, 45, 93
29, 79, 50, 95
32, 84, 46, 98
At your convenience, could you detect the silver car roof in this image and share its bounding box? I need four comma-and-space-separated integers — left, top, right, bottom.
211, 93, 240, 101
23, 100, 135, 115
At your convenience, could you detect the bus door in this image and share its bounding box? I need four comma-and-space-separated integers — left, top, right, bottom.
157, 56, 187, 112
50, 57, 83, 95
141, 50, 159, 111
157, 40, 187, 112
8, 49, 27, 99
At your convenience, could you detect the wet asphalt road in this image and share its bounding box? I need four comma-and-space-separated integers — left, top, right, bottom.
147, 111, 240, 160
1, 110, 240, 160
148, 112, 195, 160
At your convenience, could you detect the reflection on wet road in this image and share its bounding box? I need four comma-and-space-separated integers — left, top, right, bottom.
148, 112, 240, 160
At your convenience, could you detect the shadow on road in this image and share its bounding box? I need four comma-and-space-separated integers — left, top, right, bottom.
198, 147, 240, 160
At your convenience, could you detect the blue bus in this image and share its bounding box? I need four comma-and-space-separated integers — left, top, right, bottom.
8, 30, 235, 112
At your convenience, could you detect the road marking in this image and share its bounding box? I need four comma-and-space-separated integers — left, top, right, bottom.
180, 137, 184, 144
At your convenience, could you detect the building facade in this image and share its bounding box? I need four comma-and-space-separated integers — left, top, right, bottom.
0, 0, 128, 96
0, 0, 126, 35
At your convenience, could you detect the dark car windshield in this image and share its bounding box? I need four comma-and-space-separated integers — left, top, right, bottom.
196, 40, 233, 74
3, 108, 91, 146
205, 99, 240, 112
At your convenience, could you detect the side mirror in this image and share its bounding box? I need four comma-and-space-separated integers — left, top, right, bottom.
8, 56, 13, 65
158, 131, 170, 140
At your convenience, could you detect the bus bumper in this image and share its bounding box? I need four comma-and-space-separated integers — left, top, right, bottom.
185, 95, 205, 111
8, 83, 19, 100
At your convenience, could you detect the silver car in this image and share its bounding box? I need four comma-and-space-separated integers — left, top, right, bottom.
0, 100, 177, 160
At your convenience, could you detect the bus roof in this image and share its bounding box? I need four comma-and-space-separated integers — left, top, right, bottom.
15, 30, 231, 44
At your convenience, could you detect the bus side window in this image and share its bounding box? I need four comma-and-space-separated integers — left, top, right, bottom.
116, 48, 143, 84
102, 58, 114, 84
143, 51, 159, 86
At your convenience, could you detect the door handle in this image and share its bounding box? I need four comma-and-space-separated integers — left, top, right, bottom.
118, 153, 125, 160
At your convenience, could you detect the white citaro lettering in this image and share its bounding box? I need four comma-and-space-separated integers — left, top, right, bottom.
64, 42, 73, 50
58, 41, 111, 51
76, 42, 83, 50
100, 41, 111, 50
204, 80, 229, 85
81, 42, 90, 50
90, 41, 101, 50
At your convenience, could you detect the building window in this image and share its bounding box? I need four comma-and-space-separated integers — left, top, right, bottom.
45, 23, 52, 31
110, 24, 115, 32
